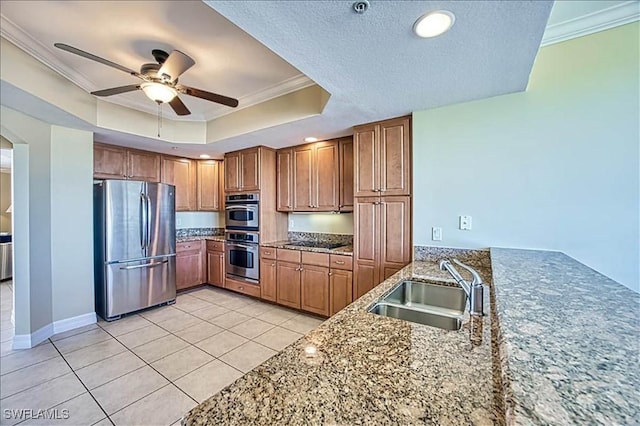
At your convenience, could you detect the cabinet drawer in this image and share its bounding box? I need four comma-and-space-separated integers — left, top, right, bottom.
206, 240, 224, 252
330, 254, 353, 270
261, 247, 277, 260
177, 241, 202, 253
277, 248, 301, 263
301, 251, 329, 267
225, 277, 261, 298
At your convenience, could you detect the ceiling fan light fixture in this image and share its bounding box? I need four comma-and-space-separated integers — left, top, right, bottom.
413, 10, 455, 38
140, 82, 177, 103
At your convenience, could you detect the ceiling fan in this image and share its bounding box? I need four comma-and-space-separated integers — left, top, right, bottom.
54, 43, 239, 116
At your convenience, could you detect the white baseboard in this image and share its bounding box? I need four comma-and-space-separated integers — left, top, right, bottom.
12, 312, 97, 349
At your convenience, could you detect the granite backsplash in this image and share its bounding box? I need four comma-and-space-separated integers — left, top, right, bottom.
176, 227, 224, 238
288, 232, 353, 246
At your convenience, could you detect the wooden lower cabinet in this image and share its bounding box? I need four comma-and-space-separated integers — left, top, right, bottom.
260, 258, 277, 302
207, 250, 225, 288
330, 269, 353, 316
277, 261, 301, 309
300, 265, 330, 316
176, 241, 204, 290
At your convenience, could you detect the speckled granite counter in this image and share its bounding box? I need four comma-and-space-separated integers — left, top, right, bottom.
176, 236, 225, 243
184, 260, 499, 425
490, 248, 639, 424
261, 240, 353, 256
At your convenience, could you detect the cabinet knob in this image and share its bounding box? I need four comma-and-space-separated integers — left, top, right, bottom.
308, 204, 313, 208
328, 272, 333, 276
239, 286, 244, 290
271, 263, 276, 267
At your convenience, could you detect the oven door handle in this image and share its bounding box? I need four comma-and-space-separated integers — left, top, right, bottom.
225, 206, 254, 211
228, 243, 257, 250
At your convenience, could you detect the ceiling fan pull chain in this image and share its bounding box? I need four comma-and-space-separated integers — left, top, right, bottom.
157, 102, 162, 137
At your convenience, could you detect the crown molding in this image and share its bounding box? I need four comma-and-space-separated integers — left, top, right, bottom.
542, 1, 640, 47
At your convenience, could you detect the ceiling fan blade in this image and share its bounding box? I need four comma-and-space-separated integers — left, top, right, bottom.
157, 50, 195, 82
169, 96, 191, 116
91, 84, 141, 97
180, 86, 239, 108
54, 43, 142, 78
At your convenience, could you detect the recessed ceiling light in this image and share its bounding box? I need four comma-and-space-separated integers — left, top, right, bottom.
304, 137, 318, 143
413, 10, 455, 38
199, 154, 211, 159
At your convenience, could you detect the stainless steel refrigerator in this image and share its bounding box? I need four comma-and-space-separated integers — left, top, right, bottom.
94, 180, 176, 321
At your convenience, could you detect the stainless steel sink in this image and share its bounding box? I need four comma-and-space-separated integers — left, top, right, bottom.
368, 280, 467, 330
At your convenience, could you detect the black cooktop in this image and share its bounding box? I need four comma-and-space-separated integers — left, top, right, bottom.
287, 241, 345, 250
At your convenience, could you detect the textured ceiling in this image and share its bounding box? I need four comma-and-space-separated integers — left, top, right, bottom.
3, 1, 632, 157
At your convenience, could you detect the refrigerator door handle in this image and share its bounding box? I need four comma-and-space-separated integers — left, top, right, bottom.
119, 259, 169, 270
145, 193, 152, 250
140, 192, 148, 250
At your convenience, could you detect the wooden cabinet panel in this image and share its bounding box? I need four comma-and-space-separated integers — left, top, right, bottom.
127, 150, 160, 182
224, 152, 240, 192
354, 198, 378, 264
225, 276, 261, 298
94, 144, 127, 179
301, 265, 330, 316
354, 124, 378, 197
293, 145, 313, 210
206, 240, 224, 252
339, 137, 354, 211
354, 262, 377, 299
197, 160, 222, 211
260, 258, 277, 302
261, 247, 277, 260
177, 249, 203, 290
301, 252, 330, 267
379, 196, 411, 267
161, 157, 196, 211
277, 248, 301, 264
276, 261, 301, 309
315, 141, 339, 211
379, 117, 411, 196
240, 148, 259, 191
207, 250, 225, 288
330, 269, 353, 315
330, 254, 353, 270
276, 149, 293, 211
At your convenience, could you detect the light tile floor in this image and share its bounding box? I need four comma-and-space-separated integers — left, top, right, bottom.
0, 282, 324, 425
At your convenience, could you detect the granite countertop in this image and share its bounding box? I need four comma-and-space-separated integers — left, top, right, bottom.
176, 236, 225, 243
184, 260, 499, 425
261, 240, 353, 256
490, 248, 639, 424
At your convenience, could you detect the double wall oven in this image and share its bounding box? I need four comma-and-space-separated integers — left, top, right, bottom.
225, 193, 260, 285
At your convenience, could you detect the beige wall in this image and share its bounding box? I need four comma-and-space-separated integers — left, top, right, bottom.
412, 23, 639, 292
0, 171, 10, 233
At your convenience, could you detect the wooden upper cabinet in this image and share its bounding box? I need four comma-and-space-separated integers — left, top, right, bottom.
197, 160, 222, 211
161, 157, 196, 211
127, 150, 160, 182
94, 144, 160, 182
240, 148, 259, 191
224, 152, 241, 192
354, 116, 411, 197
315, 142, 339, 210
224, 148, 260, 192
293, 145, 314, 210
339, 137, 354, 212
276, 149, 293, 211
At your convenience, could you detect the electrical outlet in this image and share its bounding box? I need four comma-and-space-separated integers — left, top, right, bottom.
432, 227, 442, 241
459, 215, 472, 230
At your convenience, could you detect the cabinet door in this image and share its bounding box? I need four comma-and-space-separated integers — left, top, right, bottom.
128, 150, 160, 182
197, 160, 222, 211
240, 148, 260, 191
161, 157, 196, 211
94, 144, 127, 179
315, 141, 339, 211
379, 196, 411, 279
207, 250, 225, 288
177, 250, 203, 290
260, 258, 277, 302
330, 269, 353, 315
354, 197, 380, 298
293, 144, 314, 210
276, 261, 301, 309
301, 265, 330, 316
339, 137, 354, 212
224, 152, 241, 192
276, 149, 293, 211
353, 124, 379, 197
379, 117, 411, 196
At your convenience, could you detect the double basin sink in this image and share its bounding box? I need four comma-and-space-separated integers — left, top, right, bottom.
368, 280, 467, 330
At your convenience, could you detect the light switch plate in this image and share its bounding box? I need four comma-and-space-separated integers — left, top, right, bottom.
432, 227, 442, 241
459, 215, 472, 230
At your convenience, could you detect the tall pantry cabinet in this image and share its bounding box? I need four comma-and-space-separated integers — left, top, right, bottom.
353, 116, 412, 299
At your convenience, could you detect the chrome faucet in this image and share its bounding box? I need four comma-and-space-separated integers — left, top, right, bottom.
439, 259, 485, 316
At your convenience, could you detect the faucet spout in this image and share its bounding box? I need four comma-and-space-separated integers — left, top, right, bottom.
439, 259, 484, 316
